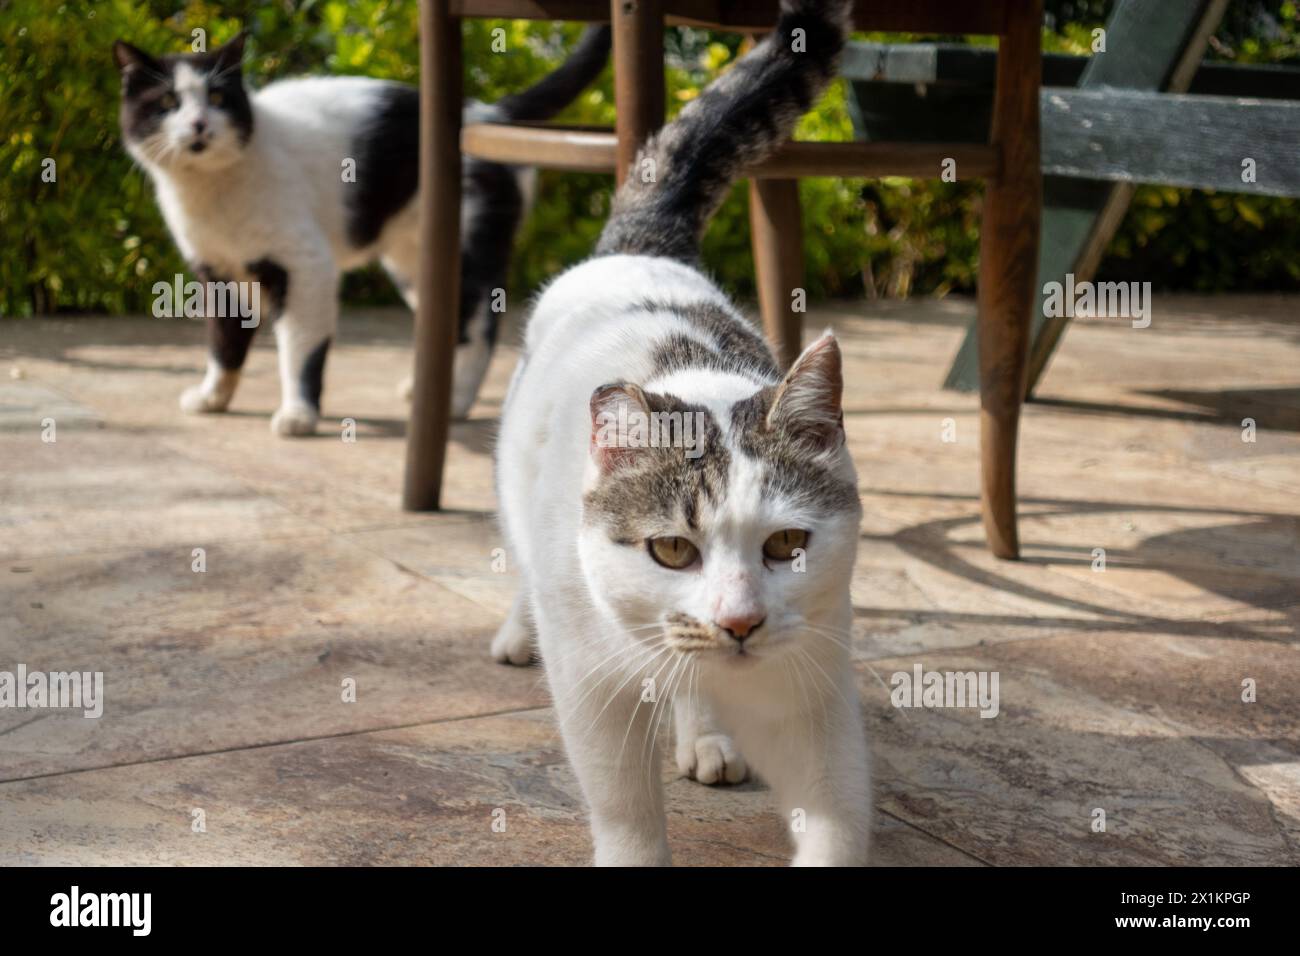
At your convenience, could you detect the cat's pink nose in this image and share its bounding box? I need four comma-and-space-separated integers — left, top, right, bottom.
716, 614, 765, 643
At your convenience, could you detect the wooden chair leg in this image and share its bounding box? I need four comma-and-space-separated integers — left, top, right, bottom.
403, 0, 462, 511
976, 0, 1041, 558
611, 0, 665, 187
749, 178, 805, 369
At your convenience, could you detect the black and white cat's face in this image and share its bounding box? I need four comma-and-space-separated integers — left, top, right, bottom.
113, 34, 253, 171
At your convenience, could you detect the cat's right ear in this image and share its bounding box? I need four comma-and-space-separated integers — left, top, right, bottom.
589, 382, 649, 473
214, 30, 248, 72
766, 330, 845, 455
113, 40, 159, 75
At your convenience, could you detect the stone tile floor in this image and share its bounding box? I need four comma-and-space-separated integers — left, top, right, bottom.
1, 295, 1296, 865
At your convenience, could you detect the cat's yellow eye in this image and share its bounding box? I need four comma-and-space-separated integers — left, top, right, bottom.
160, 92, 178, 110
647, 536, 699, 570
762, 529, 808, 561
208, 90, 223, 106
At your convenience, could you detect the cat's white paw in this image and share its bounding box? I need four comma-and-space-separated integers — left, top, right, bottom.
677, 732, 747, 785
270, 402, 319, 437
593, 839, 672, 867
179, 384, 231, 414
490, 617, 534, 666
450, 384, 476, 421
399, 374, 476, 419
791, 834, 869, 867
451, 337, 491, 420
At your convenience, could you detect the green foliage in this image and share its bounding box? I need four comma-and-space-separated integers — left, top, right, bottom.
1, 0, 1297, 317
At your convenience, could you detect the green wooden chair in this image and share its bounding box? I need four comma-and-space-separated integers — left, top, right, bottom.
844, 0, 1300, 395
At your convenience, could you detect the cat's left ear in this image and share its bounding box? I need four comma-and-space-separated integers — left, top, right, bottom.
113, 40, 161, 75
589, 382, 650, 473
214, 30, 248, 72
766, 330, 844, 454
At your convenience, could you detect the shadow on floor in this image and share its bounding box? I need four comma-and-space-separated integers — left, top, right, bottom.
859, 492, 1299, 643
1033, 386, 1300, 432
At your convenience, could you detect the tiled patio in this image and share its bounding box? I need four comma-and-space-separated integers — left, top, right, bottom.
1, 294, 1296, 865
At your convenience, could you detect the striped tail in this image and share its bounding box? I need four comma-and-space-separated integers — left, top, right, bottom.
595, 0, 851, 262
494, 26, 611, 123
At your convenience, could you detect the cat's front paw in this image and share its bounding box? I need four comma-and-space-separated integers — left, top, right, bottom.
677, 732, 747, 786
450, 382, 476, 421
179, 384, 232, 414
270, 402, 319, 437
490, 617, 534, 665
592, 828, 672, 867
791, 835, 869, 867
398, 375, 475, 420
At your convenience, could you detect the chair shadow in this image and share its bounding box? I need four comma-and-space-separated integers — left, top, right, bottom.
342, 414, 498, 455
858, 492, 1299, 644
6, 309, 416, 377
1033, 386, 1300, 433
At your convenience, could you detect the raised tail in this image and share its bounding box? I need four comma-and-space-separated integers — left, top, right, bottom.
494, 25, 611, 123
596, 0, 850, 262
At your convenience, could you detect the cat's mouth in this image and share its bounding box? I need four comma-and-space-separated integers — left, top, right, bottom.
188, 141, 208, 154
662, 613, 765, 658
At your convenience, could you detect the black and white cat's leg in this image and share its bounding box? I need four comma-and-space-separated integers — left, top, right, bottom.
381, 237, 495, 419
444, 159, 524, 419
450, 293, 496, 420
490, 588, 535, 665
672, 686, 747, 785
727, 657, 871, 866
264, 255, 337, 437
380, 244, 419, 403
179, 265, 257, 414
381, 249, 420, 315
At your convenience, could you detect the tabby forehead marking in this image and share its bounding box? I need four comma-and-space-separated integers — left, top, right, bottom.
584, 378, 858, 545
730, 389, 859, 514
583, 393, 730, 540
640, 298, 780, 381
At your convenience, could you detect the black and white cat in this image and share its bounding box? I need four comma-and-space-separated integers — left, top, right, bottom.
113, 27, 610, 435
494, 0, 870, 865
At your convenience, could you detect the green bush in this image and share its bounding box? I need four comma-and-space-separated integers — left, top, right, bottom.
1, 0, 1297, 318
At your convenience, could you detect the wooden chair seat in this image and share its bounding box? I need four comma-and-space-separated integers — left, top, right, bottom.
462, 122, 1002, 179
448, 0, 1014, 35
407, 0, 1043, 560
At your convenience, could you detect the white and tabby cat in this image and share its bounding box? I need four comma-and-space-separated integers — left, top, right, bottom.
113, 28, 609, 434
494, 0, 869, 865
